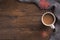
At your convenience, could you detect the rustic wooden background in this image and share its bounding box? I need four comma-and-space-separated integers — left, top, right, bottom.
0, 0, 53, 40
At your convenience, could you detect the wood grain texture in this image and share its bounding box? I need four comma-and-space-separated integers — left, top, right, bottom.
0, 0, 52, 40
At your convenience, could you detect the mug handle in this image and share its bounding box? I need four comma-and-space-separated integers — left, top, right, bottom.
50, 24, 55, 29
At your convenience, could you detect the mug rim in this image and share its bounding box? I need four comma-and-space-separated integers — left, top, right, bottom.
41, 12, 56, 26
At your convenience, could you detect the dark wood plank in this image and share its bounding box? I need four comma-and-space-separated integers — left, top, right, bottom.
0, 0, 52, 40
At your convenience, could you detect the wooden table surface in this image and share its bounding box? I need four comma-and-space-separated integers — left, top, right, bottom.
0, 0, 53, 40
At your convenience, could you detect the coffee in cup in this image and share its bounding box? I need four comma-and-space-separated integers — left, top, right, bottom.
41, 12, 56, 29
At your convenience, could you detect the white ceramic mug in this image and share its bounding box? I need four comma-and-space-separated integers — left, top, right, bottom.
41, 12, 56, 29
